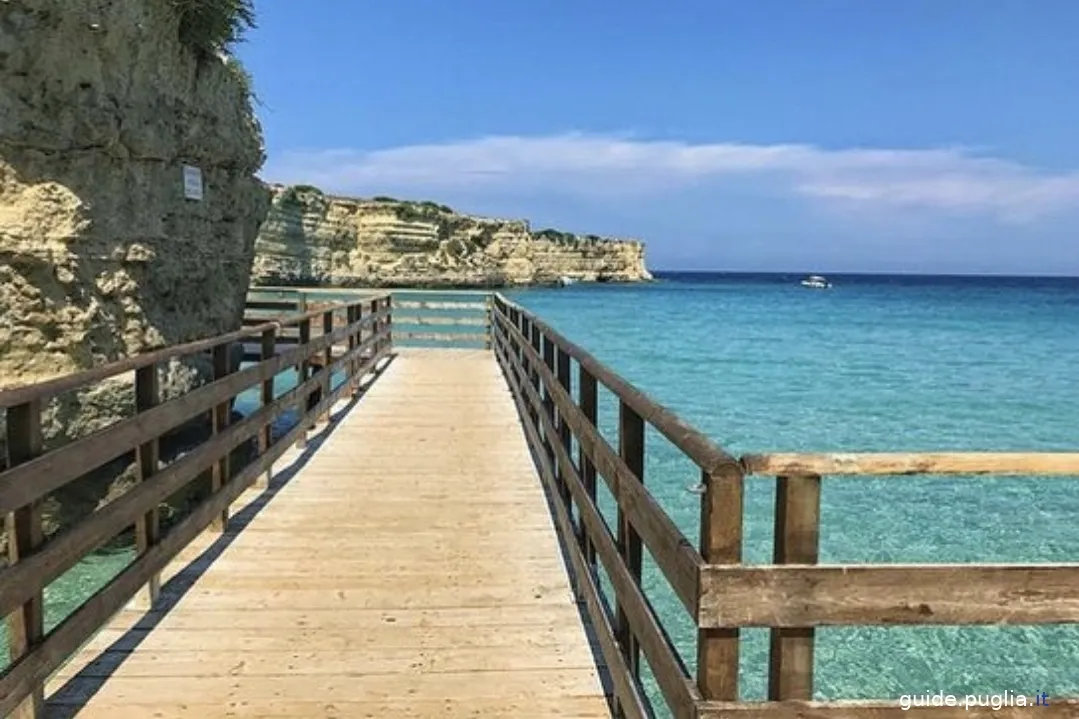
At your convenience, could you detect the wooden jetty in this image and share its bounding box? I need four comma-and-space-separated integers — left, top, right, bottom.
2, 289, 1079, 718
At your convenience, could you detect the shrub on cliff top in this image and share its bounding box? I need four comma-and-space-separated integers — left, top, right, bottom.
172, 0, 256, 57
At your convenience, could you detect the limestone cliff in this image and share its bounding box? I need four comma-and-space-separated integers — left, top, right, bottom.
252, 185, 652, 287
0, 1, 268, 546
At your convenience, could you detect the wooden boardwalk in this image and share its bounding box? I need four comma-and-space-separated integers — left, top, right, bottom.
45, 350, 610, 718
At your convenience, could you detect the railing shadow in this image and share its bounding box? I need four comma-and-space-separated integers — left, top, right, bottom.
45, 353, 398, 716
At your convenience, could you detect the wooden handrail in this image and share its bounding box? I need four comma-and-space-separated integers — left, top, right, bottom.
0, 299, 385, 409
743, 452, 1079, 476
0, 296, 394, 718
490, 295, 706, 719
491, 293, 1079, 718
708, 452, 1079, 707
492, 294, 740, 476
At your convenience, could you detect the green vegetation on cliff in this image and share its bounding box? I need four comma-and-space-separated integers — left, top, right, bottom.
173, 0, 256, 57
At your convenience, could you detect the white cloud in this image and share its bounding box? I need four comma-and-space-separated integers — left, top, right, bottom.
264, 133, 1079, 222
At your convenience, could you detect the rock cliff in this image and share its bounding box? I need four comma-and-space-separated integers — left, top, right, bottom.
252, 185, 652, 287
0, 1, 269, 548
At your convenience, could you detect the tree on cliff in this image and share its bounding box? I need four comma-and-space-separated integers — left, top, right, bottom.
172, 0, 255, 57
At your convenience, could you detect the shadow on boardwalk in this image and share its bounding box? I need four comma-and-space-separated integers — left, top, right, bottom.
46, 355, 397, 716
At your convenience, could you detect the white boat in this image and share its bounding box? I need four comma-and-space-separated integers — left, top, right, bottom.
556, 276, 576, 287
800, 275, 832, 289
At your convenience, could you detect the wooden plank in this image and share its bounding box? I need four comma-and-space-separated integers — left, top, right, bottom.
743, 452, 1079, 476
696, 699, 1077, 718
41, 698, 613, 719
495, 312, 702, 614
696, 463, 745, 701
4, 400, 45, 719
768, 475, 821, 700
46, 349, 608, 718
697, 564, 1079, 628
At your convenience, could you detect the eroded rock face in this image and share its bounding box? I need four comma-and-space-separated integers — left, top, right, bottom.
0, 1, 270, 549
251, 186, 653, 287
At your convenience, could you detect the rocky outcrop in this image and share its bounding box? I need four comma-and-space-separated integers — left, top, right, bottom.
0, 1, 269, 550
251, 185, 652, 287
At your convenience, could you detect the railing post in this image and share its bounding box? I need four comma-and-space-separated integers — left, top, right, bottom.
484, 294, 493, 350
132, 365, 161, 609
696, 463, 745, 701
4, 401, 44, 719
370, 299, 381, 354
616, 400, 645, 681
210, 343, 232, 532
257, 325, 276, 489
577, 365, 598, 568
346, 304, 359, 395
320, 309, 334, 423
511, 308, 525, 390
385, 296, 393, 352
529, 322, 542, 424
767, 473, 821, 700
295, 317, 312, 449
555, 347, 573, 511
541, 335, 557, 485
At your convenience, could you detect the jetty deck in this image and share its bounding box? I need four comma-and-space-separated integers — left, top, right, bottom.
45, 349, 608, 718
3, 288, 1079, 719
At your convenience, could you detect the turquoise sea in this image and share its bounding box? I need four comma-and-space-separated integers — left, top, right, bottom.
19, 272, 1079, 712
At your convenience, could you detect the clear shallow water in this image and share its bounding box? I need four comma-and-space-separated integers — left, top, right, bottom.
22, 273, 1079, 710
505, 272, 1079, 710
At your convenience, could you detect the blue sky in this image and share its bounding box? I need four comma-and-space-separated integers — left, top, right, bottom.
238, 1, 1079, 274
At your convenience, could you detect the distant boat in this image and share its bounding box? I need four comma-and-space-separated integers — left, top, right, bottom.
557, 276, 576, 287
800, 274, 832, 289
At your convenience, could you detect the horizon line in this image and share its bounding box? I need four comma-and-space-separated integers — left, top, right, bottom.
651, 268, 1079, 279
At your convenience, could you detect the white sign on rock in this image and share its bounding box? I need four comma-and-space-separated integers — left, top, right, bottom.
182, 164, 204, 201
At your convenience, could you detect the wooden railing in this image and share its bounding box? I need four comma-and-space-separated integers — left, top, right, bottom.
490, 293, 1079, 719
694, 452, 1079, 719
491, 293, 724, 719
245, 288, 492, 350
390, 289, 492, 349
0, 295, 392, 718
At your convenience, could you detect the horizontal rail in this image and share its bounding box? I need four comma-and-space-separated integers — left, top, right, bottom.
393, 331, 488, 343
698, 563, 1079, 628
252, 285, 491, 296
391, 315, 487, 326
0, 310, 389, 515
494, 332, 650, 719
393, 300, 488, 310
0, 330, 387, 621
492, 299, 703, 718
493, 294, 739, 475
493, 309, 702, 613
0, 297, 393, 717
743, 452, 1079, 476
0, 294, 390, 408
